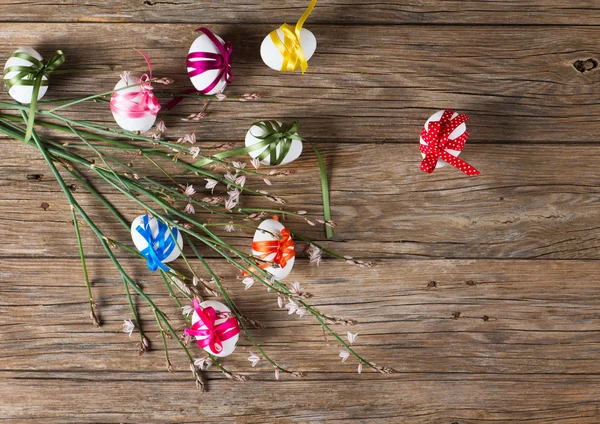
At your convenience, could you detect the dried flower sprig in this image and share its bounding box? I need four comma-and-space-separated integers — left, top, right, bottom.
0, 85, 390, 389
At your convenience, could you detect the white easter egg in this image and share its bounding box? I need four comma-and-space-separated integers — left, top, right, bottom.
245, 121, 303, 166
188, 32, 228, 95
252, 219, 295, 280
260, 28, 317, 72
111, 76, 157, 133
420, 110, 465, 169
130, 214, 183, 265
3, 48, 48, 104
191, 300, 239, 357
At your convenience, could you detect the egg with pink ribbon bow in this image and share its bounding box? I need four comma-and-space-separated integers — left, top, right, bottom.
187, 28, 233, 95
252, 218, 295, 281
110, 49, 160, 133
184, 299, 240, 357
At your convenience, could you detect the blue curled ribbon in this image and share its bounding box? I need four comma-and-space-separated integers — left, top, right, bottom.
135, 215, 179, 272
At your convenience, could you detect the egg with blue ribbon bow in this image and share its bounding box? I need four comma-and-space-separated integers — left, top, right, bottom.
131, 214, 183, 272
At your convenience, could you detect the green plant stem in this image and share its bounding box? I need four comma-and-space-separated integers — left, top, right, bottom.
70, 204, 99, 327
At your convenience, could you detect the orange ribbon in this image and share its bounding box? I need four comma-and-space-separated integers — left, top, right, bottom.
252, 228, 295, 269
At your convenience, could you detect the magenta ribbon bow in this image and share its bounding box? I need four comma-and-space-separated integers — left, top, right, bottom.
166, 27, 233, 110
420, 109, 480, 176
184, 299, 240, 354
110, 49, 161, 119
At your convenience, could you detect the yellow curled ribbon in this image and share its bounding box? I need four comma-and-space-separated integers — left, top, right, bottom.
269, 0, 317, 73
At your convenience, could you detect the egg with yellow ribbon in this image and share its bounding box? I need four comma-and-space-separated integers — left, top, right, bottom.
260, 0, 317, 73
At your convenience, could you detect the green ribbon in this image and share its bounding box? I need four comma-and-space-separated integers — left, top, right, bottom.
3, 50, 65, 142
191, 120, 333, 238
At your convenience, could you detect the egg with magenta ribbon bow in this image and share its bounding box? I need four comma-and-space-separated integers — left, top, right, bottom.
131, 214, 183, 272
110, 49, 160, 133
245, 120, 303, 166
252, 217, 295, 281
3, 48, 50, 104
187, 28, 233, 95
185, 299, 240, 357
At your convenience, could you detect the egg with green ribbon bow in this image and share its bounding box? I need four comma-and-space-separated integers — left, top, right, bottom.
3, 48, 63, 104
244, 120, 303, 166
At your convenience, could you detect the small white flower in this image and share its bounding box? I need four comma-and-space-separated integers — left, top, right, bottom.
235, 175, 247, 187
183, 132, 196, 144
307, 244, 323, 266
263, 177, 272, 186
274, 368, 280, 380
224, 197, 237, 211
227, 189, 240, 203
232, 161, 246, 170
248, 352, 261, 367
192, 276, 199, 286
357, 363, 363, 374
182, 305, 194, 317
290, 281, 303, 295
277, 295, 283, 308
285, 299, 298, 315
184, 203, 195, 214
224, 222, 235, 232
183, 184, 196, 197
122, 319, 135, 337
339, 349, 350, 363
347, 331, 358, 344
224, 172, 237, 184
155, 120, 167, 133
250, 158, 260, 169
295, 307, 307, 317
205, 178, 218, 193
194, 357, 213, 370
297, 210, 307, 215
242, 277, 255, 290
189, 146, 200, 159
215, 93, 227, 101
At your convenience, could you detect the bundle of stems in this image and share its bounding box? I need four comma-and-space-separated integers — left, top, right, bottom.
0, 91, 393, 390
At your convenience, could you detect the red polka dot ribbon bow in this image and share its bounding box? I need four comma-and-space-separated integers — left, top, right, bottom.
184, 299, 240, 354
252, 228, 295, 270
420, 109, 480, 176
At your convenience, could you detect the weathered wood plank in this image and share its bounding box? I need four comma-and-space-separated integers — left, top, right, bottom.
1, 258, 600, 422
3, 141, 600, 260
0, 24, 598, 143
1, 0, 600, 25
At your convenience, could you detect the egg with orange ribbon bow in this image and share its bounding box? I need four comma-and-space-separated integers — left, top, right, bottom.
260, 28, 317, 72
252, 218, 295, 280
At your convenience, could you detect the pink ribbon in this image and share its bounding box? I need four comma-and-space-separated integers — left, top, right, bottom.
184, 299, 240, 354
166, 28, 233, 110
110, 49, 161, 119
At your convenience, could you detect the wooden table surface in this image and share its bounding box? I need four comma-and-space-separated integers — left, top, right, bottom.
2, 1, 600, 423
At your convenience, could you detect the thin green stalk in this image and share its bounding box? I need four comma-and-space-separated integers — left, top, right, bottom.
70, 204, 99, 327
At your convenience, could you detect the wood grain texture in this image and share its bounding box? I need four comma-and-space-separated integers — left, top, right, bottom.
0, 24, 599, 144
1, 3, 599, 423
2, 258, 600, 423
1, 0, 600, 25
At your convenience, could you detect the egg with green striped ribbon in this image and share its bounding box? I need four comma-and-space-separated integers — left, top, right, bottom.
3, 48, 49, 104
244, 120, 303, 166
